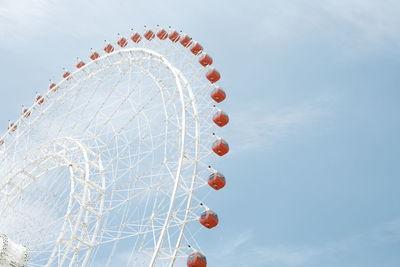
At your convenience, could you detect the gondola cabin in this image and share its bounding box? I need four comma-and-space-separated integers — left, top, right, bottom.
206, 69, 221, 83
49, 83, 57, 91
36, 96, 44, 105
90, 51, 100, 60
190, 42, 203, 55
210, 87, 226, 103
180, 35, 192, 47
63, 72, 70, 79
117, 37, 128, 47
169, 31, 180, 42
212, 139, 229, 156
76, 61, 85, 69
144, 30, 155, 40
212, 111, 229, 127
199, 210, 218, 229
131, 33, 141, 43
187, 252, 207, 267
22, 109, 31, 118
157, 29, 168, 40
8, 123, 17, 132
208, 172, 226, 190
199, 54, 213, 67
104, 44, 114, 53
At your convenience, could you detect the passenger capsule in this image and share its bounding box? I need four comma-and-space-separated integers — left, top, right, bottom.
187, 252, 207, 267
131, 33, 141, 43
199, 54, 213, 67
63, 72, 70, 79
199, 210, 219, 229
104, 44, 114, 53
180, 35, 192, 47
8, 123, 17, 132
212, 139, 229, 156
36, 95, 45, 105
49, 83, 57, 91
212, 111, 229, 127
22, 108, 31, 118
210, 87, 226, 103
0, 139, 4, 146
208, 172, 226, 190
76, 61, 85, 69
90, 51, 100, 60
144, 30, 155, 40
157, 29, 168, 40
206, 69, 221, 83
117, 37, 128, 47
169, 31, 180, 42
190, 42, 203, 55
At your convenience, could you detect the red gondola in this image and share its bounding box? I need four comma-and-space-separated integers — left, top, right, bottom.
210, 87, 226, 103
157, 29, 168, 40
22, 109, 31, 118
49, 83, 57, 91
180, 35, 192, 47
8, 123, 17, 132
104, 44, 114, 53
90, 51, 100, 60
169, 31, 180, 42
206, 69, 220, 83
199, 54, 213, 67
187, 252, 207, 267
144, 30, 155, 40
212, 111, 229, 127
76, 61, 85, 69
63, 72, 70, 79
190, 42, 203, 55
208, 172, 226, 190
117, 37, 128, 47
36, 96, 44, 105
199, 210, 218, 229
131, 33, 141, 43
212, 139, 229, 156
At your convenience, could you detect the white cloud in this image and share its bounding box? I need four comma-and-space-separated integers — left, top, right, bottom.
248, 0, 400, 48
0, 0, 55, 40
1, 0, 400, 47
212, 218, 400, 267
229, 102, 323, 151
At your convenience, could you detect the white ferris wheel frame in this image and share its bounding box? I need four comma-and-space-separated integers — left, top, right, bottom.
0, 34, 225, 267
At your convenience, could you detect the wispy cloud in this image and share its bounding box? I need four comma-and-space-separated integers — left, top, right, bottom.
2, 0, 400, 47
243, 0, 400, 48
213, 218, 400, 267
0, 0, 55, 41
229, 95, 333, 151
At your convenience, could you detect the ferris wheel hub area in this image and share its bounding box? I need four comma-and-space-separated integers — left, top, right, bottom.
0, 234, 28, 267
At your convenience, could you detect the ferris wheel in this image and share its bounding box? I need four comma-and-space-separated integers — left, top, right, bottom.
0, 26, 229, 267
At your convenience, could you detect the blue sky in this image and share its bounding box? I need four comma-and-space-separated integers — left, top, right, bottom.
1, 0, 400, 266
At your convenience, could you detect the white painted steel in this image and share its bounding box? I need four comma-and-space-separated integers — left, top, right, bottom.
0, 38, 219, 266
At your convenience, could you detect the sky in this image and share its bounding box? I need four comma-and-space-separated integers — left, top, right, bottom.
1, 0, 400, 266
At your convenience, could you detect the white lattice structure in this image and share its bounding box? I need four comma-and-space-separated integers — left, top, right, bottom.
0, 27, 229, 266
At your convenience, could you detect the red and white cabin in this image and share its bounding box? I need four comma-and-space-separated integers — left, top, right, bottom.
206, 69, 221, 83
169, 31, 180, 42
212, 111, 229, 127
208, 172, 226, 190
210, 87, 226, 103
212, 139, 229, 156
187, 252, 207, 267
199, 54, 213, 67
117, 37, 128, 48
199, 210, 219, 229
